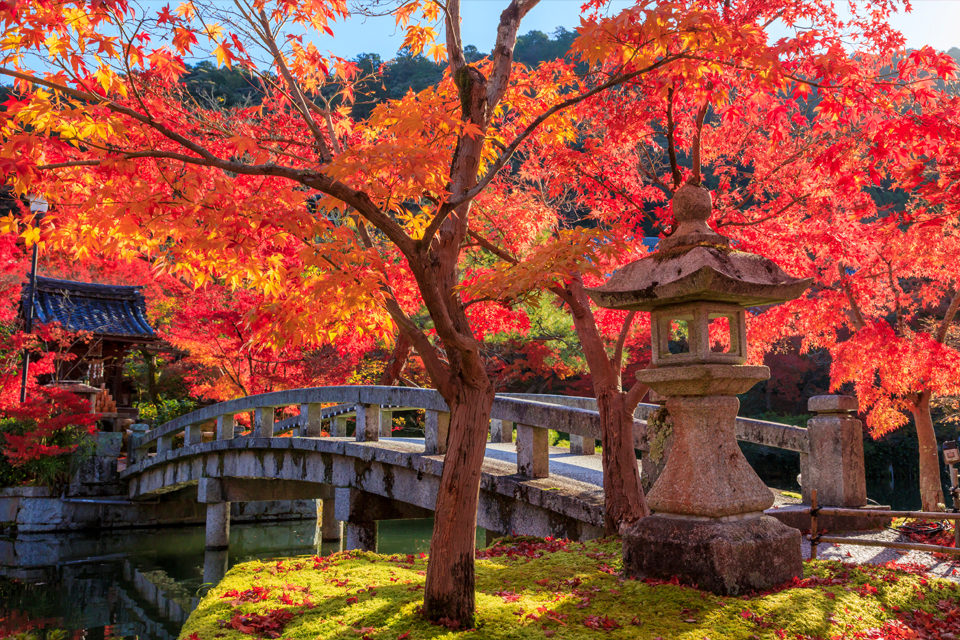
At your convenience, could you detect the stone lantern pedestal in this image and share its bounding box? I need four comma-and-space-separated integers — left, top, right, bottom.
587, 183, 812, 595
623, 365, 801, 594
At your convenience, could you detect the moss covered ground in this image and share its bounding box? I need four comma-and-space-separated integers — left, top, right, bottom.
180, 537, 960, 640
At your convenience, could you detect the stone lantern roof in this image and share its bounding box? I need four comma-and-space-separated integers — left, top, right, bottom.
586, 184, 811, 311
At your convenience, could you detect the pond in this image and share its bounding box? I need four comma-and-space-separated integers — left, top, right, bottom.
0, 518, 472, 640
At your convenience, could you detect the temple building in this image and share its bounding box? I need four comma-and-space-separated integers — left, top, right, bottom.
19, 276, 158, 422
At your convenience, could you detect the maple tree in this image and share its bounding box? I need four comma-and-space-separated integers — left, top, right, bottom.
0, 0, 938, 623
161, 283, 376, 402
744, 74, 960, 510
464, 1, 928, 528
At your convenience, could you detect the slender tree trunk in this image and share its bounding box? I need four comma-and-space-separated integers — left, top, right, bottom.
142, 348, 158, 404
378, 333, 411, 386
594, 383, 649, 532
423, 380, 494, 627
559, 280, 648, 533
910, 390, 945, 511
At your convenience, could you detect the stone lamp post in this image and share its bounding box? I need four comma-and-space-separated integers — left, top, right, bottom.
587, 183, 812, 594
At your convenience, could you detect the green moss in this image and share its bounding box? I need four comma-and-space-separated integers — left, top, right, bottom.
180, 539, 959, 640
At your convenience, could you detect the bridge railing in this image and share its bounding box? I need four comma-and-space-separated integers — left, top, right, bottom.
129, 386, 812, 484
128, 386, 611, 480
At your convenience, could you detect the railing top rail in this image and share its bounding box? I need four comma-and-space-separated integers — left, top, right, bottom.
137, 386, 611, 448
135, 386, 807, 454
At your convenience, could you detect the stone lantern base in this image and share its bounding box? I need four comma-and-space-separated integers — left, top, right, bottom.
622, 513, 801, 595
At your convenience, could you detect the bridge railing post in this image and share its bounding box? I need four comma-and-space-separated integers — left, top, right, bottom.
355, 404, 380, 442
331, 414, 348, 437
380, 409, 393, 438
185, 423, 204, 446
157, 432, 175, 455
801, 395, 867, 507
424, 410, 449, 455
217, 414, 235, 441
569, 435, 595, 456
490, 418, 513, 443
301, 403, 324, 437
255, 407, 275, 438
516, 423, 549, 478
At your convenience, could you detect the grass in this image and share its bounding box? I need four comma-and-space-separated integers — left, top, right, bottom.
179, 537, 960, 640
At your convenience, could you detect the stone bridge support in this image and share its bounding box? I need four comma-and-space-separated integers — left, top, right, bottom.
198, 478, 229, 551
334, 487, 432, 552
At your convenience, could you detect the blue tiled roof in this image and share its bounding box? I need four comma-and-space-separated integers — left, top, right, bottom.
21, 276, 156, 339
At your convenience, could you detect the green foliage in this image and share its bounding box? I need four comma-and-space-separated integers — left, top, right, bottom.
135, 395, 197, 426
180, 538, 959, 640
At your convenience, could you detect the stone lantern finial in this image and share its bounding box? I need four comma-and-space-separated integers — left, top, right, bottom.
659, 183, 729, 252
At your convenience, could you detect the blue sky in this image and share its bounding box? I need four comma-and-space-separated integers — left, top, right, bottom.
321, 0, 960, 60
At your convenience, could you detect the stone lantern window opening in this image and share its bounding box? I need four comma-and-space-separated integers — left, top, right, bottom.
651, 301, 746, 367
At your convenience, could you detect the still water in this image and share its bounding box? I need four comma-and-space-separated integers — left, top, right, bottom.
0, 518, 459, 640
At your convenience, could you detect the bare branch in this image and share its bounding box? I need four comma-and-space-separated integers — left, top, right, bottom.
666, 85, 682, 189
688, 99, 709, 186
613, 310, 637, 375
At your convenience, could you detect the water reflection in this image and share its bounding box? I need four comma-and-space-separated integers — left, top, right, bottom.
0, 518, 446, 639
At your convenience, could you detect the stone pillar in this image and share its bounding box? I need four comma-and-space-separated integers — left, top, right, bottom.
569, 435, 595, 456
301, 403, 324, 437
335, 487, 377, 551
185, 423, 204, 446
319, 497, 340, 542
217, 414, 235, 441
490, 418, 513, 443
128, 423, 150, 463
255, 407, 275, 438
199, 478, 230, 550
424, 410, 449, 455
202, 548, 229, 585
331, 415, 348, 437
344, 521, 378, 552
380, 409, 393, 437
516, 424, 549, 478
355, 404, 380, 442
801, 395, 866, 507
157, 433, 174, 454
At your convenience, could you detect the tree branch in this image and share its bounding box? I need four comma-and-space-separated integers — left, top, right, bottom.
935, 287, 960, 344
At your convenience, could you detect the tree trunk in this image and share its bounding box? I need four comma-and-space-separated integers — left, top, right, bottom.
910, 390, 945, 511
378, 333, 411, 386
559, 280, 648, 534
423, 380, 494, 627
142, 348, 158, 405
595, 383, 649, 532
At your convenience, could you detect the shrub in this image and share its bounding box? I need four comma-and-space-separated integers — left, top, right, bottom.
0, 387, 97, 489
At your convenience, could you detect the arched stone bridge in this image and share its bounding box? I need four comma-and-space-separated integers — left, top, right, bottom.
121, 386, 821, 554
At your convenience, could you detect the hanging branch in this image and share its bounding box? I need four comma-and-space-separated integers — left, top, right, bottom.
689, 100, 710, 186
666, 85, 682, 189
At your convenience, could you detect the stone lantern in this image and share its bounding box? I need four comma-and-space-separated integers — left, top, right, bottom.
587, 183, 812, 594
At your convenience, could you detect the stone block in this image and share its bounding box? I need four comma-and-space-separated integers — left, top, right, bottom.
801, 414, 867, 507
255, 408, 275, 438
94, 432, 123, 456
0, 496, 19, 524
301, 403, 324, 437
569, 435, 595, 456
217, 414, 236, 440
766, 504, 891, 532
355, 404, 380, 442
808, 395, 858, 414
197, 477, 223, 504
489, 419, 513, 443
622, 514, 801, 595
516, 424, 549, 478
424, 410, 449, 454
